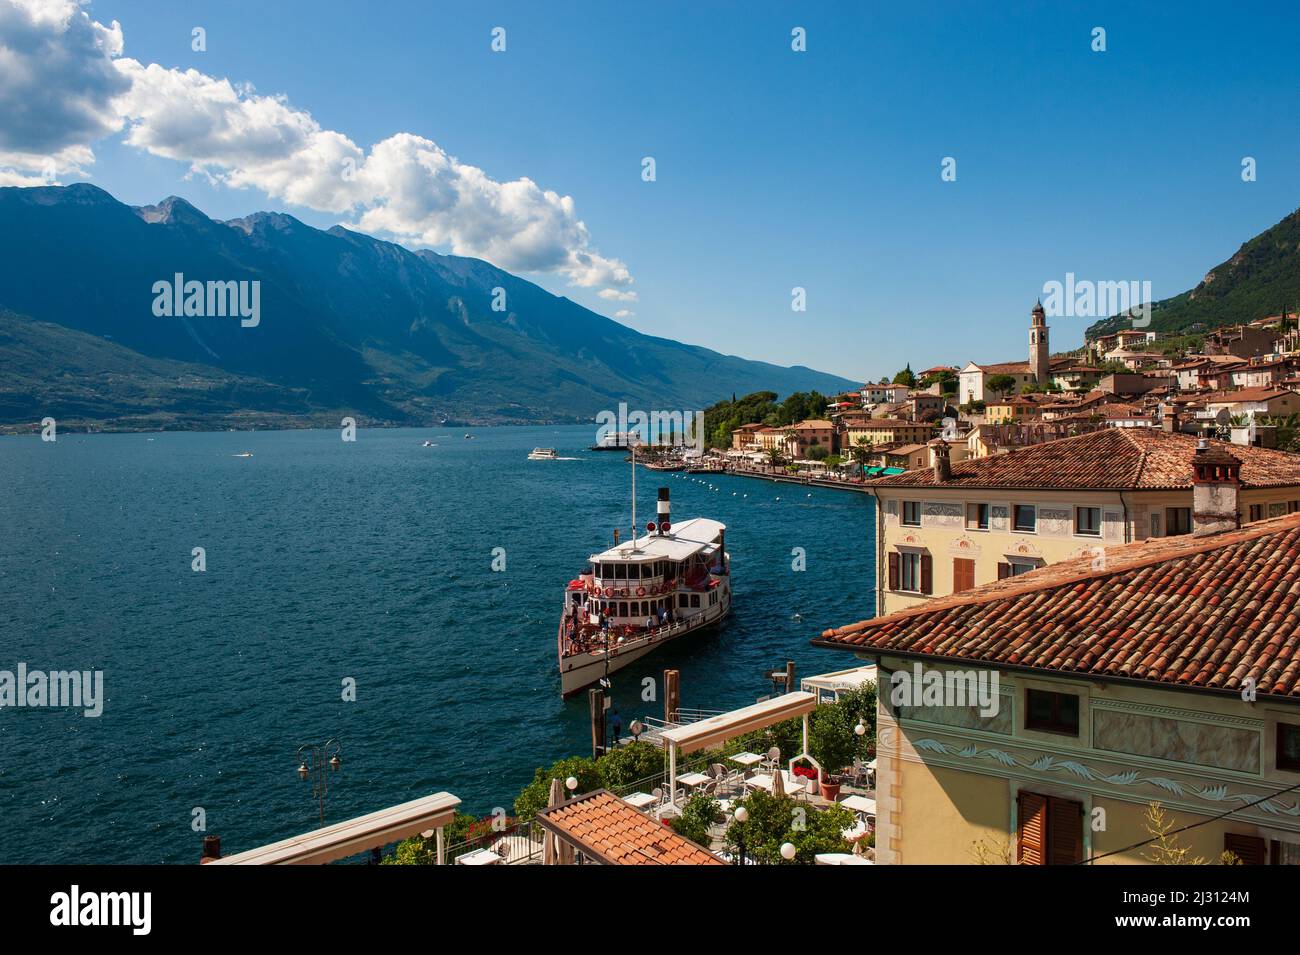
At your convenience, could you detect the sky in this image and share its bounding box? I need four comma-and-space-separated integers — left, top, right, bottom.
3, 0, 1300, 382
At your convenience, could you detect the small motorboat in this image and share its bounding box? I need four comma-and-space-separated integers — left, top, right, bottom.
528, 448, 559, 460
232, 451, 253, 458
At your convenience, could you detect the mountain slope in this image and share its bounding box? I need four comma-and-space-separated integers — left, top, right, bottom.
0, 309, 329, 430
0, 184, 855, 425
1086, 207, 1300, 339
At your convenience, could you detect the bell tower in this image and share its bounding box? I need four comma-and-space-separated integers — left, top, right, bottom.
1029, 300, 1049, 384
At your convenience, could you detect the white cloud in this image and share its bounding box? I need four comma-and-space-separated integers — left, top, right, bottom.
598, 288, 638, 302
614, 309, 634, 319
0, 0, 127, 175
0, 0, 633, 292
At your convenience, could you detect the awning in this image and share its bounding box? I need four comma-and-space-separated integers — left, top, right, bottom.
881, 467, 906, 475
207, 791, 461, 865
659, 691, 817, 754
865, 466, 883, 475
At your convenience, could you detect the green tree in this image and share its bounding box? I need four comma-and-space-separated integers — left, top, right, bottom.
892, 364, 916, 387
513, 756, 602, 821
986, 374, 1016, 398
596, 741, 665, 789
670, 794, 718, 848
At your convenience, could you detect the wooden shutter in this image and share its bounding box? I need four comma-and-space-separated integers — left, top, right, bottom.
1225, 833, 1266, 865
887, 551, 900, 590
1017, 791, 1047, 865
1047, 797, 1083, 865
953, 558, 974, 593
997, 561, 1011, 580
920, 553, 933, 595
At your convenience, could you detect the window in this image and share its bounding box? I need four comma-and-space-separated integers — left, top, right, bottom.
1224, 833, 1266, 866
953, 558, 975, 593
966, 503, 989, 530
614, 563, 627, 580
1018, 792, 1083, 865
1278, 723, 1300, 772
902, 501, 922, 526
900, 552, 922, 591
1150, 513, 1161, 538
997, 560, 1038, 579
690, 594, 700, 608
1291, 501, 1300, 514
1025, 689, 1080, 736
888, 551, 932, 594
1166, 507, 1192, 537
1013, 504, 1037, 532
1075, 506, 1101, 537
1250, 504, 1263, 522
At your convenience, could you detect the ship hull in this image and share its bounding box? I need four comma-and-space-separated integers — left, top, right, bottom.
558, 599, 729, 697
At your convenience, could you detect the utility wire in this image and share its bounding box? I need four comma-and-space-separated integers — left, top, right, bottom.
1080, 778, 1300, 864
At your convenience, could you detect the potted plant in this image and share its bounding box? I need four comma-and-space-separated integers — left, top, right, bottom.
809, 705, 857, 800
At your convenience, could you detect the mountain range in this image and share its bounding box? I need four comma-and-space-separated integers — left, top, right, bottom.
0, 184, 856, 430
1086, 206, 1300, 340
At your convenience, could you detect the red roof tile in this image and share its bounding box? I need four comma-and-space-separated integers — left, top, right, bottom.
814, 514, 1300, 699
535, 791, 723, 865
863, 428, 1300, 490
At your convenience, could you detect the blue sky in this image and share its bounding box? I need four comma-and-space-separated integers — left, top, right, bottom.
35, 0, 1300, 381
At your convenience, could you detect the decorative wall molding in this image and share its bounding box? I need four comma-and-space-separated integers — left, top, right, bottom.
904, 735, 1300, 820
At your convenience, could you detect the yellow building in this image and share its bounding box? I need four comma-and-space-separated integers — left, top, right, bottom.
816, 508, 1300, 865
845, 419, 934, 449
863, 428, 1300, 617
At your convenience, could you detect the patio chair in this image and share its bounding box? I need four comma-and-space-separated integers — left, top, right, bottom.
651, 787, 666, 808
761, 747, 781, 773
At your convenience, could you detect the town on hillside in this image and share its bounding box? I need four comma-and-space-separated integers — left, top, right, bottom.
693, 302, 1300, 481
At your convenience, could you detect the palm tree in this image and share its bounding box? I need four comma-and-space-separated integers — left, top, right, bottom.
854, 435, 874, 475
764, 444, 785, 469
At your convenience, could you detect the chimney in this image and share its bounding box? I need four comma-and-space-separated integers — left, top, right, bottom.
1161, 402, 1178, 433
656, 487, 671, 535
1191, 437, 1242, 537
930, 440, 952, 483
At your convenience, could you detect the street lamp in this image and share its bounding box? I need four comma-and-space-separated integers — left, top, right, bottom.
733, 805, 749, 866
295, 737, 342, 825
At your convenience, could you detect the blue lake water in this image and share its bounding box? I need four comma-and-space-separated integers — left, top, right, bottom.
0, 425, 874, 863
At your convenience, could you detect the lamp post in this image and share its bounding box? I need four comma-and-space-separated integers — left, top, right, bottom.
296, 738, 342, 825
733, 805, 748, 866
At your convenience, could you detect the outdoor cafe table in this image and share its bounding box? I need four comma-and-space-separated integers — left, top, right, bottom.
746, 772, 805, 794
729, 752, 764, 772
677, 772, 710, 793
623, 792, 657, 811
455, 848, 501, 865
840, 794, 877, 816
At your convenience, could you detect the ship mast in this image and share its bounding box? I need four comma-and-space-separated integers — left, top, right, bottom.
630, 438, 638, 552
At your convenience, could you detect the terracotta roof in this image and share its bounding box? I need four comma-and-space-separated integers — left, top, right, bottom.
862, 428, 1300, 490
849, 419, 932, 430
1205, 388, 1298, 404
813, 513, 1300, 700
790, 419, 833, 430
534, 790, 723, 865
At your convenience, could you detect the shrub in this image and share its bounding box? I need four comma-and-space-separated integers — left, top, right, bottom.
670, 794, 718, 848
596, 741, 665, 790
513, 756, 601, 821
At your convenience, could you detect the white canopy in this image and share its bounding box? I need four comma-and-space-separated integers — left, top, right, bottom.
207, 791, 461, 865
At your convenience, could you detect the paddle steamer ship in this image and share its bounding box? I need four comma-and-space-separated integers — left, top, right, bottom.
557, 487, 730, 696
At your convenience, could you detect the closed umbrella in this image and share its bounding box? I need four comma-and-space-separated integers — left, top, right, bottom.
772, 770, 785, 798
543, 778, 563, 865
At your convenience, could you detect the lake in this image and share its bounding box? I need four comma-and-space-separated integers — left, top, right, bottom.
0, 425, 874, 863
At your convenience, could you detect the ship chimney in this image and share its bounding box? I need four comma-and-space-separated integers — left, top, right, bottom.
930, 440, 952, 483
657, 486, 671, 535
1191, 437, 1241, 537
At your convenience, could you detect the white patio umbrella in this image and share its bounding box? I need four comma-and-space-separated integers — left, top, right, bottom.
543, 778, 563, 865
